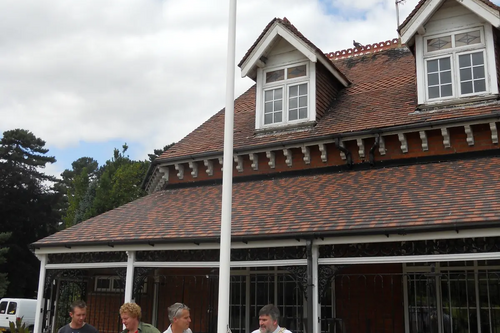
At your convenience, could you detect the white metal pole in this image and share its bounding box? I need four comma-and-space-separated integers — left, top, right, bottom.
34, 254, 47, 333
217, 0, 237, 332
124, 251, 136, 304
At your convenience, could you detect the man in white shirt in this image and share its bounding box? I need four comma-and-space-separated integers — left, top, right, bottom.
251, 304, 292, 333
162, 303, 192, 333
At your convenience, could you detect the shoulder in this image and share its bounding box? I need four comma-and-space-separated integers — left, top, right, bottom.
251, 330, 260, 333
185, 329, 193, 333
84, 323, 99, 333
58, 324, 69, 333
141, 323, 161, 333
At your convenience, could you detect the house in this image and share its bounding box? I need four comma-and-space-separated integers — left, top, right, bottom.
32, 1, 500, 333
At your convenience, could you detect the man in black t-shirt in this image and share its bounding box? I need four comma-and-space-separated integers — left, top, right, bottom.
57, 300, 98, 333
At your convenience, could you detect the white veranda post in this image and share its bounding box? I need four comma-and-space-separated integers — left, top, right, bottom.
217, 0, 237, 333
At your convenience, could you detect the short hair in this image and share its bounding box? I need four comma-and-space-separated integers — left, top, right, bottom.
167, 303, 190, 322
120, 302, 142, 321
70, 300, 87, 313
259, 304, 280, 322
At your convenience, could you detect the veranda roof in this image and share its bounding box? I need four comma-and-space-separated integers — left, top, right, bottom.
34, 154, 500, 248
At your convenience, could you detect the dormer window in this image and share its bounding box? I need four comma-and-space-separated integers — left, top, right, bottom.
422, 27, 490, 103
262, 63, 309, 126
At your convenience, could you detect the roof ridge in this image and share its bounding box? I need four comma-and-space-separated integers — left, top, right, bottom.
326, 38, 402, 61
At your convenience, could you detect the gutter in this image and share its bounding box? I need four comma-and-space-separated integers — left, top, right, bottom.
32, 219, 500, 250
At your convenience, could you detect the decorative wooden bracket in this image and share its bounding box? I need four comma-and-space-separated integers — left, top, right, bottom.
301, 146, 310, 164
249, 153, 259, 170
398, 133, 408, 153
204, 159, 213, 176
318, 143, 327, 162
174, 164, 184, 180
419, 131, 428, 151
234, 155, 243, 172
441, 128, 451, 148
464, 125, 474, 146
266, 151, 275, 169
378, 136, 386, 156
188, 162, 198, 178
356, 138, 365, 158
490, 122, 498, 144
283, 149, 292, 167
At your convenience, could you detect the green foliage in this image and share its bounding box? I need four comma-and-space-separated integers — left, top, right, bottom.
0, 232, 11, 297
9, 317, 31, 333
0, 129, 60, 297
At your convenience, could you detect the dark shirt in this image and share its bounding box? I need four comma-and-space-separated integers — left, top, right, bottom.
58, 323, 98, 333
121, 322, 160, 333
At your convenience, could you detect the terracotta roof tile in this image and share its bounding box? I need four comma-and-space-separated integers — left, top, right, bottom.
160, 47, 500, 160
34, 155, 500, 247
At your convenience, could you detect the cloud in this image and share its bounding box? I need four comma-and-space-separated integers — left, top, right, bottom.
1, 0, 424, 175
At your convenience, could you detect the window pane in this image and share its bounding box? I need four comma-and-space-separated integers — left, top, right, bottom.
299, 96, 307, 107
299, 108, 307, 119
440, 58, 451, 71
289, 109, 298, 120
289, 85, 298, 97
289, 98, 297, 109
473, 66, 485, 79
265, 102, 273, 113
264, 90, 273, 101
274, 100, 282, 111
474, 79, 486, 92
266, 69, 284, 83
472, 52, 484, 66
460, 68, 472, 81
287, 65, 306, 79
427, 59, 438, 73
275, 112, 282, 123
459, 54, 471, 68
429, 86, 440, 99
298, 83, 307, 95
441, 84, 452, 97
440, 71, 451, 84
455, 30, 481, 47
428, 73, 439, 86
461, 81, 473, 94
0, 302, 7, 314
275, 88, 282, 99
96, 278, 110, 290
264, 114, 273, 124
427, 35, 452, 52
7, 302, 17, 315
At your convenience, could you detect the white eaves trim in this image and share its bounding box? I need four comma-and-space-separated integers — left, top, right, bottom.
401, 0, 500, 44
240, 23, 349, 87
241, 24, 316, 78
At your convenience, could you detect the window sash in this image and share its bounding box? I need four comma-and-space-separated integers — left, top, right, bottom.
263, 82, 308, 126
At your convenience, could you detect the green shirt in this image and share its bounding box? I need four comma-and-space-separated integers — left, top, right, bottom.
121, 322, 161, 333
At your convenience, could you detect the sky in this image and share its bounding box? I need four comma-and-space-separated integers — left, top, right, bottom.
1, 0, 497, 178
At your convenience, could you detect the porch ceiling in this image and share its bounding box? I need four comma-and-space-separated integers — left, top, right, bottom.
34, 154, 500, 248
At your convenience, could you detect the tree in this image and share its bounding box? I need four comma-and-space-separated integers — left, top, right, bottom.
0, 232, 11, 297
148, 143, 175, 162
0, 129, 60, 297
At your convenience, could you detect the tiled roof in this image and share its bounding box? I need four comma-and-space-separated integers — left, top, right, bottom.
399, 0, 500, 33
34, 155, 500, 247
160, 47, 500, 160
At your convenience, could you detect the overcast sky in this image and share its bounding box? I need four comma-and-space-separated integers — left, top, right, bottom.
2, 0, 496, 177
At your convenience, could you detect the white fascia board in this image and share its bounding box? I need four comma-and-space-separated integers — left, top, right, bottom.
241, 24, 317, 78
46, 262, 127, 270
317, 56, 349, 87
401, 0, 444, 44
319, 251, 500, 265
137, 259, 307, 268
34, 238, 306, 255
315, 227, 500, 246
461, 0, 500, 28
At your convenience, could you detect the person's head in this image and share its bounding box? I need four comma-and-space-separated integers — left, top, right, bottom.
258, 304, 280, 333
69, 300, 87, 328
120, 302, 141, 331
168, 303, 191, 331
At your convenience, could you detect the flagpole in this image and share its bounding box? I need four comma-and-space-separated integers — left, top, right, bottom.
217, 0, 237, 332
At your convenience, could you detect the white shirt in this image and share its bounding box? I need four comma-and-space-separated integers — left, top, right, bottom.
163, 325, 193, 333
251, 326, 292, 333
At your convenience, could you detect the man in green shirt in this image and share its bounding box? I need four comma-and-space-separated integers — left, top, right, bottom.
120, 302, 160, 333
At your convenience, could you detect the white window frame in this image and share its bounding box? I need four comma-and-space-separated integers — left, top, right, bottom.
94, 276, 147, 293
416, 24, 498, 105
255, 61, 316, 130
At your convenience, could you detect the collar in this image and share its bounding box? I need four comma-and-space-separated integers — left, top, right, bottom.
271, 326, 282, 333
